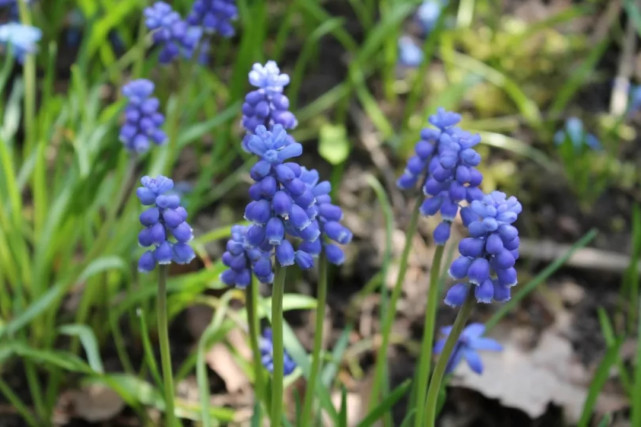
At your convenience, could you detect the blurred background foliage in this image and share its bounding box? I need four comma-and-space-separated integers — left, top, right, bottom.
1, 0, 641, 425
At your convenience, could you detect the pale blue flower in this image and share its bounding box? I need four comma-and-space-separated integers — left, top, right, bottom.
0, 23, 41, 63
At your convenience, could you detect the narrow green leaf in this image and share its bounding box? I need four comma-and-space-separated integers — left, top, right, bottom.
485, 229, 598, 331
578, 338, 623, 427
58, 324, 104, 373
356, 380, 411, 427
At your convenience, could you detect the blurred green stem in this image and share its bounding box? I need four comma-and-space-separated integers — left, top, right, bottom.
369, 197, 423, 409
246, 278, 266, 421
424, 289, 475, 426
300, 254, 328, 423
413, 244, 445, 427
74, 158, 137, 331
270, 265, 287, 426
158, 265, 177, 427
0, 377, 38, 427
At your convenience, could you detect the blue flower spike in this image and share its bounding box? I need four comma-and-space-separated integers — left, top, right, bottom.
398, 36, 424, 67
144, 1, 202, 64
445, 191, 521, 306
0, 23, 42, 63
242, 61, 298, 137
187, 0, 238, 37
260, 328, 296, 375
137, 176, 195, 272
416, 0, 447, 35
434, 323, 502, 374
553, 117, 601, 151
120, 79, 167, 153
397, 108, 484, 245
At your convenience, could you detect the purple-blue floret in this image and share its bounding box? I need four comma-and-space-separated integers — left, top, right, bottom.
397, 108, 484, 244
434, 323, 502, 374
120, 79, 167, 153
242, 61, 297, 138
260, 328, 296, 375
220, 225, 274, 287
299, 167, 352, 265
144, 1, 202, 64
187, 0, 237, 37
136, 176, 195, 272
445, 191, 521, 306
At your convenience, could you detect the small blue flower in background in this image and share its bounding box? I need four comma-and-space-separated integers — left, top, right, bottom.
397, 108, 484, 245
242, 61, 298, 138
628, 85, 641, 115
260, 328, 296, 375
398, 36, 424, 67
0, 23, 41, 63
445, 191, 521, 306
137, 176, 195, 272
120, 79, 167, 153
221, 225, 274, 287
553, 117, 601, 151
434, 323, 502, 374
144, 1, 202, 64
416, 0, 446, 35
187, 0, 237, 37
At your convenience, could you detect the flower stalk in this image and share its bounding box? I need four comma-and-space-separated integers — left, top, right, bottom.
413, 244, 445, 427
370, 196, 423, 408
270, 265, 287, 426
424, 289, 475, 425
300, 253, 328, 423
158, 265, 177, 426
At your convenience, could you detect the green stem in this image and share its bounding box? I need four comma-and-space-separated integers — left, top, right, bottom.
158, 265, 177, 426
18, 0, 36, 158
369, 197, 423, 409
413, 245, 445, 427
424, 290, 475, 426
300, 254, 328, 423
247, 278, 266, 420
0, 377, 39, 427
270, 265, 287, 426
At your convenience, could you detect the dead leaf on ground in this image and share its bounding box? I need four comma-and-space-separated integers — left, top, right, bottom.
55, 384, 124, 424
205, 328, 251, 393
450, 328, 626, 422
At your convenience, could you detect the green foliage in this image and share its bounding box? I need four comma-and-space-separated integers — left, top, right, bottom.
0, 0, 639, 425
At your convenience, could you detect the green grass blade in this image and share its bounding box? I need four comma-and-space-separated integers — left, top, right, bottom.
578, 338, 623, 427
356, 379, 411, 427
485, 229, 598, 331
58, 324, 104, 374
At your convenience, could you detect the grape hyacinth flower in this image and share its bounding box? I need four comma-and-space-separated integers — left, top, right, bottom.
553, 117, 601, 151
187, 0, 237, 37
0, 23, 41, 63
416, 0, 447, 35
220, 225, 274, 287
242, 61, 298, 138
397, 108, 484, 244
144, 1, 202, 64
120, 79, 167, 153
445, 191, 521, 306
434, 323, 502, 374
242, 125, 320, 269
260, 328, 296, 375
628, 85, 641, 115
299, 167, 352, 265
137, 176, 195, 272
398, 36, 424, 67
